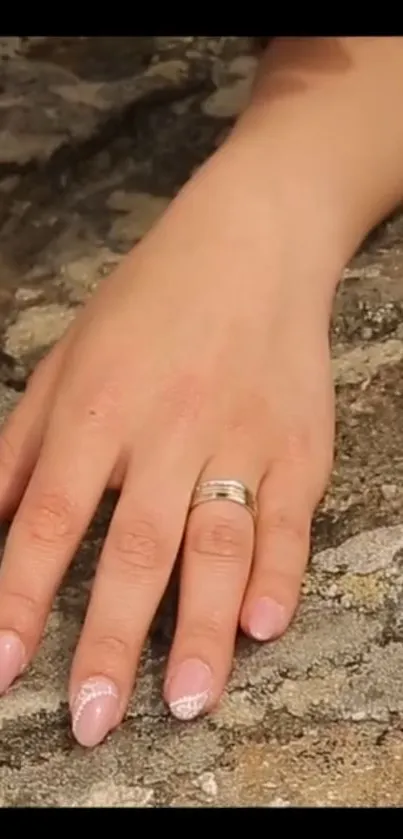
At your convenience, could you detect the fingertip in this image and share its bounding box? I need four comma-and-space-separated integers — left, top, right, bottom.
241, 595, 292, 642
0, 630, 26, 693
70, 676, 120, 748
164, 657, 213, 720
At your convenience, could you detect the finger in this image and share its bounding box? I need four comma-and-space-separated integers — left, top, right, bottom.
0, 399, 118, 694
0, 333, 71, 519
164, 454, 261, 721
69, 443, 200, 748
240, 459, 319, 642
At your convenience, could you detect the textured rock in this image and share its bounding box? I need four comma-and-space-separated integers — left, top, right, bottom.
0, 38, 213, 166
0, 35, 403, 808
5, 303, 76, 357
108, 192, 169, 242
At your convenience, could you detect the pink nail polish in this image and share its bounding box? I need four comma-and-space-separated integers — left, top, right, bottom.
248, 597, 286, 641
166, 658, 212, 721
71, 677, 119, 748
0, 631, 25, 694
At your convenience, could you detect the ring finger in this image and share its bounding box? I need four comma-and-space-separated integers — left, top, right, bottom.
164, 451, 263, 721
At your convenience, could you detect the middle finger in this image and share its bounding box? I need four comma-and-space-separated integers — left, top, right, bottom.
69, 440, 201, 747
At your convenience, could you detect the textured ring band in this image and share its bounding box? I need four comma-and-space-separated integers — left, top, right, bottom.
190, 479, 258, 522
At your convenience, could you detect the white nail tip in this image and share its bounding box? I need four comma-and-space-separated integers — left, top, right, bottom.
169, 690, 209, 720
72, 679, 118, 733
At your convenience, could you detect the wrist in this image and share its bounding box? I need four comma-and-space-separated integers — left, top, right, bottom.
227, 38, 403, 281
171, 135, 341, 326
223, 121, 359, 281
210, 130, 346, 304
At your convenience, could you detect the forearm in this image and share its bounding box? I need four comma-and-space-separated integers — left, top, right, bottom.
228, 37, 403, 280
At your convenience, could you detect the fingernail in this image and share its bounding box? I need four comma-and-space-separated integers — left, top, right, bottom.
248, 597, 286, 641
71, 677, 119, 748
0, 631, 25, 693
166, 658, 212, 721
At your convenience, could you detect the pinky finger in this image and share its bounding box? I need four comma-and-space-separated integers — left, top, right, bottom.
240, 461, 319, 642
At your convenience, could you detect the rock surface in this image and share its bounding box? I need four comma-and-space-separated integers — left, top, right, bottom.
1, 36, 403, 807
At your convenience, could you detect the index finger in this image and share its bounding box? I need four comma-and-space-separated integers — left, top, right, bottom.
0, 405, 118, 692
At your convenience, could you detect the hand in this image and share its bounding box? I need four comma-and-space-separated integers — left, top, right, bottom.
0, 139, 335, 746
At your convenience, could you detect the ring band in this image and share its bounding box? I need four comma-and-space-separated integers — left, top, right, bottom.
190, 479, 258, 522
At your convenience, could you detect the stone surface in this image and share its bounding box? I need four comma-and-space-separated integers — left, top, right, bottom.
0, 35, 403, 807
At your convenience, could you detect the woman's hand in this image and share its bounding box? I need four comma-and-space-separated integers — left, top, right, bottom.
0, 138, 335, 746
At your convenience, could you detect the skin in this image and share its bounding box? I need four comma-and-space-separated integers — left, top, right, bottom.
0, 37, 403, 746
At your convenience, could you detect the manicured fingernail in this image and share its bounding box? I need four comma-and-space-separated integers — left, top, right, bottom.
0, 631, 25, 694
71, 677, 119, 748
248, 597, 286, 641
166, 658, 212, 721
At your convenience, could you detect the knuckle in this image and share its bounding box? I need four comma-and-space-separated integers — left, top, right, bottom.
87, 634, 132, 669
226, 392, 270, 436
160, 372, 208, 425
0, 585, 41, 632
189, 516, 248, 563
107, 518, 161, 576
183, 613, 226, 646
264, 566, 303, 594
72, 380, 123, 431
282, 427, 314, 465
263, 508, 309, 548
20, 491, 78, 546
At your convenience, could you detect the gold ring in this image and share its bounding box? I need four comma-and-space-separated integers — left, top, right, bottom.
190, 479, 258, 522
